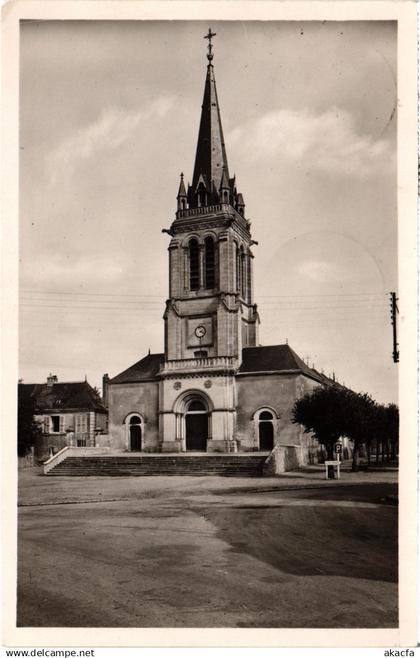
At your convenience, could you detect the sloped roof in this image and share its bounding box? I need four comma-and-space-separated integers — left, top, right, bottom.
18, 381, 107, 413
109, 345, 336, 387
239, 344, 326, 383
191, 62, 229, 194
110, 353, 165, 384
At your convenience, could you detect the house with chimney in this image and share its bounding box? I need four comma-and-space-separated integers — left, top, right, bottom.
18, 374, 108, 461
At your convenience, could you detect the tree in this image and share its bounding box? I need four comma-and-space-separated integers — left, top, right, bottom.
17, 389, 42, 457
292, 385, 349, 459
93, 386, 102, 399
341, 391, 377, 470
292, 383, 398, 469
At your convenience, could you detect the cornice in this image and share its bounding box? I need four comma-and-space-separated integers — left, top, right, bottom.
171, 213, 251, 243
161, 371, 236, 380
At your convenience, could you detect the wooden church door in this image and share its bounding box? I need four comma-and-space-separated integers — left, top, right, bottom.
185, 414, 208, 451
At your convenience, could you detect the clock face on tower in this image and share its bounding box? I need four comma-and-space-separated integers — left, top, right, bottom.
194, 325, 207, 339
187, 318, 213, 348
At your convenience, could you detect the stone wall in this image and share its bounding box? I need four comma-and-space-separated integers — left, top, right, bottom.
160, 372, 236, 452
35, 433, 68, 461
235, 372, 323, 458
108, 380, 160, 451
236, 373, 300, 450
263, 444, 308, 475
107, 370, 324, 459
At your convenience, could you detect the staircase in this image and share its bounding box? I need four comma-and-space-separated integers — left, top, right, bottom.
46, 453, 268, 477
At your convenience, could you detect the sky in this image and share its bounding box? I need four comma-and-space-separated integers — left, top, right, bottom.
19, 20, 397, 403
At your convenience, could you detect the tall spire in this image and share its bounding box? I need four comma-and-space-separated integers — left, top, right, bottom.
190, 29, 230, 203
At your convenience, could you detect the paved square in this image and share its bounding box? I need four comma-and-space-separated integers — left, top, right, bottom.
17, 468, 398, 628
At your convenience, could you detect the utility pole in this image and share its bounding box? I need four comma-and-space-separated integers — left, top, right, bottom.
389, 292, 399, 363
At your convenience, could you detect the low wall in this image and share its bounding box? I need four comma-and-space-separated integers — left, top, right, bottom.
35, 434, 68, 461
43, 446, 112, 474
67, 447, 112, 456
94, 434, 113, 448
263, 444, 308, 476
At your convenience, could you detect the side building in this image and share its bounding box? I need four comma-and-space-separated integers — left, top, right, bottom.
19, 374, 108, 461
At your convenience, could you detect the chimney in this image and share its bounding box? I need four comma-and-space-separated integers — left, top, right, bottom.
102, 373, 110, 407
47, 373, 58, 387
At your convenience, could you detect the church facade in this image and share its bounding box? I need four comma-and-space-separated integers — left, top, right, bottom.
106, 33, 328, 463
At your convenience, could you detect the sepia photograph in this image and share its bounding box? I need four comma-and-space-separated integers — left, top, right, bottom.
3, 1, 417, 649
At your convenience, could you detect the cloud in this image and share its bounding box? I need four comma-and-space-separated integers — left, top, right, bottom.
229, 106, 395, 177
20, 253, 126, 288
46, 95, 175, 185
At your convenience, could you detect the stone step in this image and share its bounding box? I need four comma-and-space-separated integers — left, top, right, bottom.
47, 454, 266, 477
51, 458, 265, 465
48, 469, 261, 477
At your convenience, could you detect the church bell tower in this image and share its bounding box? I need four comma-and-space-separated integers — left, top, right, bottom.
159, 30, 259, 453
163, 29, 259, 364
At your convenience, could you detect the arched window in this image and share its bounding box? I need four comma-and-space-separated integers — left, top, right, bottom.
238, 246, 244, 297
204, 236, 216, 289
189, 239, 200, 290
241, 248, 246, 298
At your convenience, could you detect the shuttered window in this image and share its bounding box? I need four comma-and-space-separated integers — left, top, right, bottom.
75, 414, 88, 434
189, 239, 200, 290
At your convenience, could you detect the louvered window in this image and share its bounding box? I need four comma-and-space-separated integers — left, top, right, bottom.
204, 236, 216, 289
189, 239, 200, 291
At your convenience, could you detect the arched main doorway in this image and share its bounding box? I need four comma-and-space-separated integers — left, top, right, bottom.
185, 399, 208, 451
258, 410, 274, 451
129, 415, 142, 452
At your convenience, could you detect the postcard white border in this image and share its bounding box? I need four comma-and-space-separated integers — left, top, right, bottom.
2, 0, 417, 648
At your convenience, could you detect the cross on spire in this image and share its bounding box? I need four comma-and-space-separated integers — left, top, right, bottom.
204, 28, 216, 62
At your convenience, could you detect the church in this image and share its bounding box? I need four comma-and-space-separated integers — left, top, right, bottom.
106, 31, 330, 467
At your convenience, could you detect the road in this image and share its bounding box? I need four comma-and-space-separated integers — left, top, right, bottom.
17, 470, 398, 628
